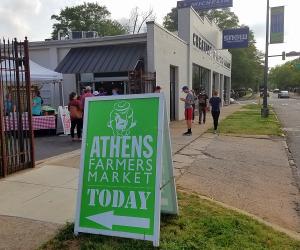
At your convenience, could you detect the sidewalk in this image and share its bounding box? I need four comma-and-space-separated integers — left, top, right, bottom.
5, 102, 298, 249
290, 92, 300, 99
175, 134, 300, 233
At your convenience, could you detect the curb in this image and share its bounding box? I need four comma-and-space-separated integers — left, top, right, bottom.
178, 188, 300, 241
283, 139, 300, 191
35, 149, 81, 167
272, 109, 286, 137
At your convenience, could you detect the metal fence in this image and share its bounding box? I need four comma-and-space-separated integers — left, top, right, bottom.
0, 38, 34, 177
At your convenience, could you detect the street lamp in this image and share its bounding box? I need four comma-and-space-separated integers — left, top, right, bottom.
261, 0, 270, 118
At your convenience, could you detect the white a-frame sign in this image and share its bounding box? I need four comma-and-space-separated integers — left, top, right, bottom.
74, 93, 178, 247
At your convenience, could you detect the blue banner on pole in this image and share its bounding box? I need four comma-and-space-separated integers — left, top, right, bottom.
177, 0, 233, 11
222, 27, 249, 49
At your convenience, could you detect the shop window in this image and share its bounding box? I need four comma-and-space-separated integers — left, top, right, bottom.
193, 64, 210, 95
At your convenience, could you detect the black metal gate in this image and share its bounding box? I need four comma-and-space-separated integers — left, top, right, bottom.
0, 38, 35, 177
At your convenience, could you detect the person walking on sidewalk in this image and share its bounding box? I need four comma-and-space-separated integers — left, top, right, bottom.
209, 90, 222, 134
180, 86, 194, 136
68, 92, 83, 141
198, 88, 209, 124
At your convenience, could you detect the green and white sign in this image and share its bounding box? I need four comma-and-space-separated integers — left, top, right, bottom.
74, 94, 178, 247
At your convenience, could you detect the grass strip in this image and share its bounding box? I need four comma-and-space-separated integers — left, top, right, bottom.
216, 104, 283, 136
40, 192, 299, 250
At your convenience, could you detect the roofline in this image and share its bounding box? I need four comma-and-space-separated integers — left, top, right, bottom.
187, 7, 222, 33
29, 33, 147, 49
147, 21, 188, 45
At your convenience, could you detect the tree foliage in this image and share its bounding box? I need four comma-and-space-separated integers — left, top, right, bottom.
163, 7, 264, 90
231, 31, 264, 90
269, 59, 300, 90
163, 8, 178, 32
163, 8, 238, 31
51, 2, 126, 39
200, 8, 240, 29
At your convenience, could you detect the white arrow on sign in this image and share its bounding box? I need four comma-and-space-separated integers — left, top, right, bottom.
86, 211, 150, 230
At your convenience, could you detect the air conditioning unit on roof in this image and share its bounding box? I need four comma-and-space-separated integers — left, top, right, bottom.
85, 31, 98, 38
70, 31, 84, 39
69, 31, 98, 39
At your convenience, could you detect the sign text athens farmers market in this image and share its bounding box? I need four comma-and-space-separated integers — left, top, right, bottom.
74, 94, 178, 247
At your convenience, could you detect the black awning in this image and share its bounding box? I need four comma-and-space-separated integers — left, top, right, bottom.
55, 44, 146, 74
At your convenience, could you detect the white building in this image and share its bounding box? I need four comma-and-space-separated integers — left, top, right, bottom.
29, 7, 231, 121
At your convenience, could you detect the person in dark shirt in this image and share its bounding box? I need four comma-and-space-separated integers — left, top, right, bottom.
197, 88, 209, 124
209, 90, 222, 134
68, 92, 83, 141
191, 89, 197, 122
4, 93, 16, 115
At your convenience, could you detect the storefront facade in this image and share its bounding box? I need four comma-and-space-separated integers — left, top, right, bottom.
29, 7, 231, 121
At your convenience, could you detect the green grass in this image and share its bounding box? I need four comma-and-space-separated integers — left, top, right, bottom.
40, 192, 300, 250
239, 91, 255, 100
216, 104, 283, 136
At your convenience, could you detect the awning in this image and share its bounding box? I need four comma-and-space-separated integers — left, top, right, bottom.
55, 44, 146, 74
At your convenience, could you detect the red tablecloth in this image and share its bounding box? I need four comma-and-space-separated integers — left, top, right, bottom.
4, 115, 56, 131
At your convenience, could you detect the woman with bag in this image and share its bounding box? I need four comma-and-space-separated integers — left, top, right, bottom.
68, 92, 83, 141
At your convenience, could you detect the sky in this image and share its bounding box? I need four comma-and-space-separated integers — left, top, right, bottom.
0, 0, 298, 67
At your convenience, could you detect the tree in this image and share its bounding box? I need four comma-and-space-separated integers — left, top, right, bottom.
203, 8, 239, 29
122, 7, 156, 34
163, 7, 178, 32
163, 7, 264, 91
51, 2, 126, 39
163, 8, 239, 31
230, 31, 264, 90
269, 59, 300, 90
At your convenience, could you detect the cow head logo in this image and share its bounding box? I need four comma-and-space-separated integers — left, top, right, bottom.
107, 101, 137, 136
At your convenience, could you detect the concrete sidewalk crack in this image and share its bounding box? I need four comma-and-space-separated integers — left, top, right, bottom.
22, 188, 53, 204
201, 151, 225, 160
4, 180, 78, 190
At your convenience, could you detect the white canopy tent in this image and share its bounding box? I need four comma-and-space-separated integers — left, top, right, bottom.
0, 60, 64, 108
0, 59, 63, 81
1, 60, 67, 134
28, 60, 63, 81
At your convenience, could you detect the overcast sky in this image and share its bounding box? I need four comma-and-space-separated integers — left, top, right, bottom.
0, 0, 298, 67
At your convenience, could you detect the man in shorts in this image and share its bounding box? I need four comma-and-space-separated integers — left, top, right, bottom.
180, 86, 194, 136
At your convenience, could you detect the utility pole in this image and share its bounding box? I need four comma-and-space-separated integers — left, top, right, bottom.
262, 0, 270, 118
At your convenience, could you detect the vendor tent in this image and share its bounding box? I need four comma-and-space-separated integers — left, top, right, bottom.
0, 60, 63, 81
1, 59, 65, 107
28, 60, 63, 81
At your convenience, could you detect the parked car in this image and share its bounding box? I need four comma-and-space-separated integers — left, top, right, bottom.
278, 91, 290, 98
273, 89, 280, 93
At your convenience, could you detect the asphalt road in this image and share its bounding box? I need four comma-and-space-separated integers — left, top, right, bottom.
35, 135, 81, 161
270, 93, 300, 168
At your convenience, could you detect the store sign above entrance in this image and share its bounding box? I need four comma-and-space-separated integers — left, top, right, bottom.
177, 0, 233, 11
74, 94, 178, 247
222, 27, 249, 49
